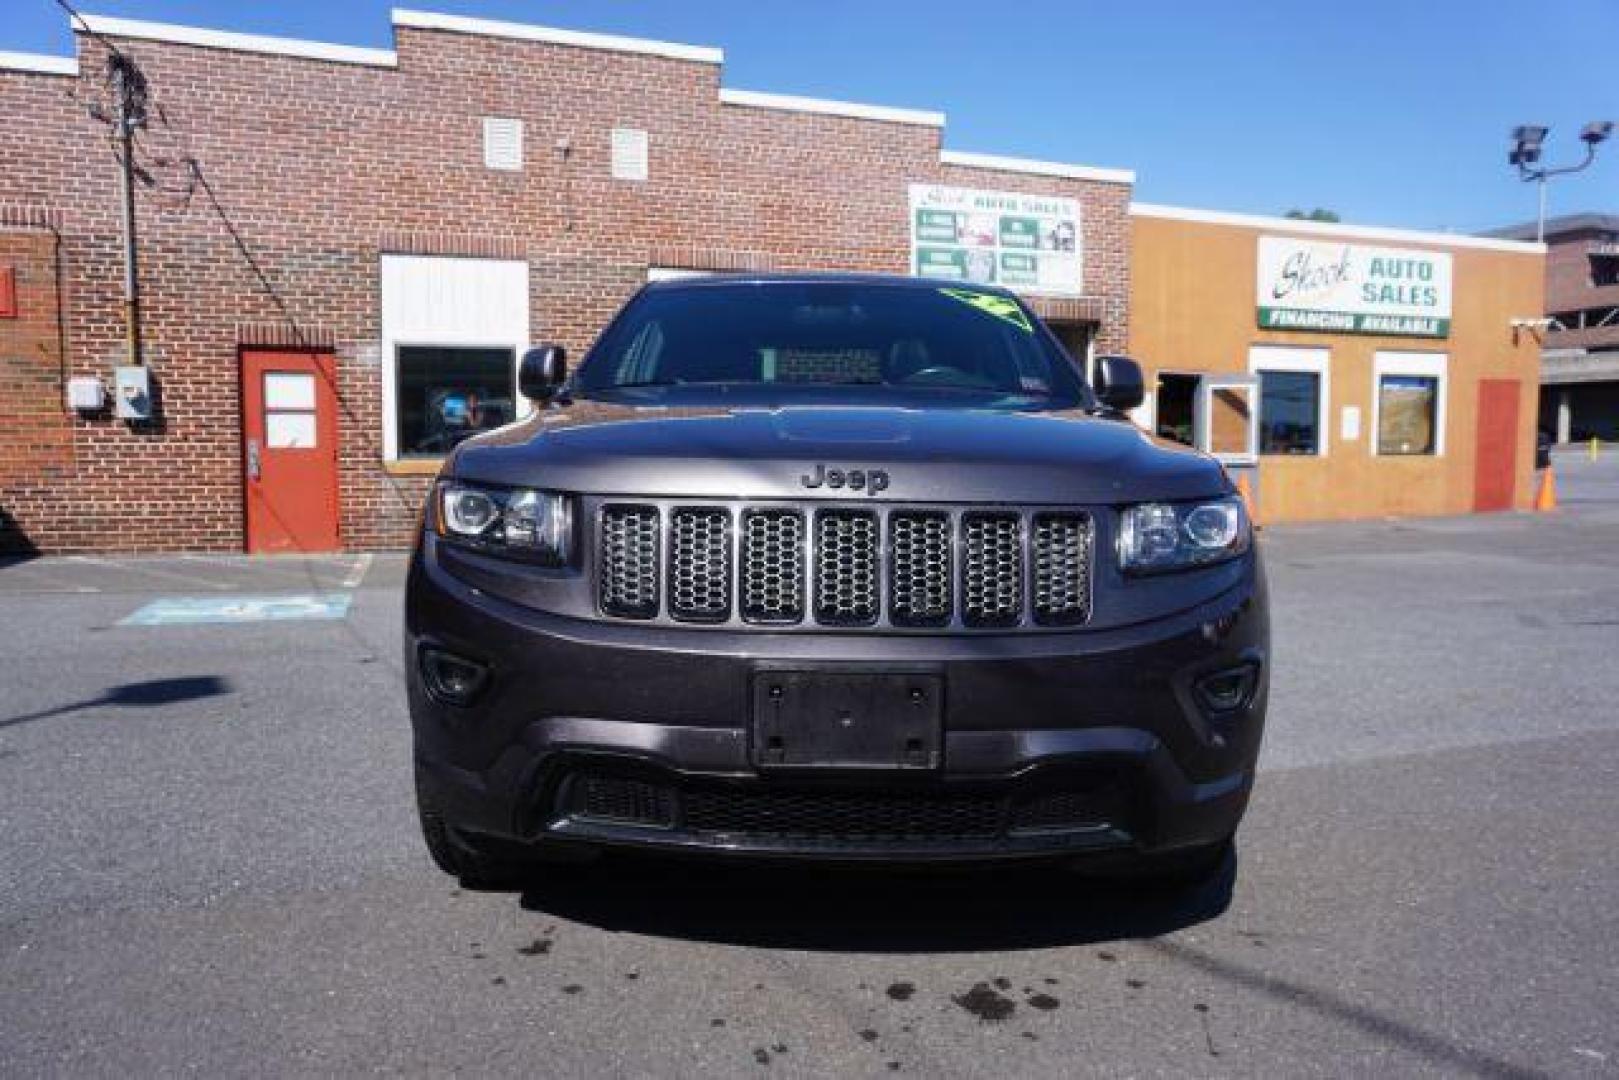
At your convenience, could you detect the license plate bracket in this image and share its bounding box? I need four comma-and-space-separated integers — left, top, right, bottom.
751, 671, 943, 771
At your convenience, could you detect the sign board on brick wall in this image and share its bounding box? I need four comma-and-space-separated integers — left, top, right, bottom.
909, 184, 1082, 297
1257, 236, 1452, 338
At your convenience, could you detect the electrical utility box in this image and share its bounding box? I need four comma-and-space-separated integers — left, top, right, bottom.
66, 376, 106, 412
114, 365, 152, 420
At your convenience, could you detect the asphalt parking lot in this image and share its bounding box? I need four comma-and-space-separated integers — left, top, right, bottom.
3, 451, 1617, 1077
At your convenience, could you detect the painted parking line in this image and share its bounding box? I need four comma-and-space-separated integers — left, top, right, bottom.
119, 593, 353, 627
342, 554, 374, 588
68, 555, 234, 591
175, 553, 377, 590
0, 561, 101, 594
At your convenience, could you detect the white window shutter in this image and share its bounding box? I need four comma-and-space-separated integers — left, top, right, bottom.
483, 117, 523, 171
611, 127, 649, 181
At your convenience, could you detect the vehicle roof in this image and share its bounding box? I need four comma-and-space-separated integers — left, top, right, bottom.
640, 271, 1020, 296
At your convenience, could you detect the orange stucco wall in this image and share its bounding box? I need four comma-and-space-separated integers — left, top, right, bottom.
1129, 212, 1545, 522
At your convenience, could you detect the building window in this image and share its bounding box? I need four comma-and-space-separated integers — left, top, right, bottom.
1373, 351, 1447, 457
1249, 345, 1329, 457
396, 346, 516, 458
1376, 376, 1439, 455
1258, 371, 1321, 455
380, 255, 530, 462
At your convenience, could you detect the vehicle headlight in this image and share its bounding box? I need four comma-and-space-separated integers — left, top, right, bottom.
434, 481, 574, 565
1118, 496, 1250, 575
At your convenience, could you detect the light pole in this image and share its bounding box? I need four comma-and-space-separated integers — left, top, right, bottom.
1510, 122, 1614, 242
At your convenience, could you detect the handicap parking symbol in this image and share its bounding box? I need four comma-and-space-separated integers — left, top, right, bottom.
120, 593, 353, 627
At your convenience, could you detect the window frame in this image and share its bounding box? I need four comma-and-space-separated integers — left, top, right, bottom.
379, 254, 531, 463
262, 370, 321, 450
1248, 345, 1330, 458
1371, 350, 1448, 458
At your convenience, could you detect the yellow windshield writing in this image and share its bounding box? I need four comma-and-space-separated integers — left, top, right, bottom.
938, 288, 1034, 334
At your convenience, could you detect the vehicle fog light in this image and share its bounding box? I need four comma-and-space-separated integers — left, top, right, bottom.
1194, 663, 1258, 715
420, 646, 490, 707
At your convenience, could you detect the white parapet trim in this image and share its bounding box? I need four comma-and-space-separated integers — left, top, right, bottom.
940, 149, 1135, 186
1131, 202, 1547, 254
75, 13, 399, 67
0, 49, 80, 76
392, 9, 723, 65
719, 88, 945, 128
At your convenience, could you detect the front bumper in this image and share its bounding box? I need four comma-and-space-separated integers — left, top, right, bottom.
406, 537, 1269, 862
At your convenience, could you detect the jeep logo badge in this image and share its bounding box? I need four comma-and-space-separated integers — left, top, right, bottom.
801, 463, 890, 495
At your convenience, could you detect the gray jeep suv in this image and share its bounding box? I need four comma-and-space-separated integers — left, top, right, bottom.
405, 274, 1269, 885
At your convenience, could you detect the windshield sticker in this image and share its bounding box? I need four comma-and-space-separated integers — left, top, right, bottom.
938, 288, 1034, 334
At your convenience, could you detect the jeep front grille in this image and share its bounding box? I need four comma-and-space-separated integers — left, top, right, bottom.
669, 508, 732, 622
599, 505, 660, 619
740, 509, 806, 623
961, 512, 1023, 627
1032, 513, 1093, 626
814, 511, 880, 625
890, 511, 952, 627
594, 502, 1093, 631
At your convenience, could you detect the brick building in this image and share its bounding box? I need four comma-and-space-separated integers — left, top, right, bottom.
0, 9, 1133, 554
1, 9, 1544, 552
1488, 214, 1619, 442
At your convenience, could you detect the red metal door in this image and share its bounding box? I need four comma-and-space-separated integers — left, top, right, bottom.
1473, 378, 1520, 513
241, 349, 340, 553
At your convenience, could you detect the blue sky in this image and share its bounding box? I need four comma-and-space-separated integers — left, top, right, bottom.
8, 0, 1616, 233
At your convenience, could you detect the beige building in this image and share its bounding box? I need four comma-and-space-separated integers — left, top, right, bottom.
1130, 205, 1546, 522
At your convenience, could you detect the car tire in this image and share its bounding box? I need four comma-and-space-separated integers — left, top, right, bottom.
414, 764, 527, 889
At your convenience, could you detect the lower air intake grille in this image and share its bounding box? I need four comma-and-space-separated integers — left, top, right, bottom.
599, 505, 660, 619
556, 768, 1135, 846
682, 786, 1003, 839
572, 774, 675, 826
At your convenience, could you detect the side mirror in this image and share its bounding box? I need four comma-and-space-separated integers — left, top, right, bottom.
519, 344, 567, 403
1092, 354, 1145, 413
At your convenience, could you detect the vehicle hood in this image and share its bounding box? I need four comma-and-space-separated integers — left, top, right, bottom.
449, 402, 1227, 504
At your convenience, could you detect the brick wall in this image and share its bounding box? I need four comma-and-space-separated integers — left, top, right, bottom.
0, 20, 1131, 553
0, 217, 73, 550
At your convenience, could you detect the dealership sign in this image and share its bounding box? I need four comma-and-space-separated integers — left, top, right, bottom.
1257, 237, 1452, 337
909, 184, 1082, 296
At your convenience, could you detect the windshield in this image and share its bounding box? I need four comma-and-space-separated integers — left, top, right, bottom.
575, 281, 1092, 409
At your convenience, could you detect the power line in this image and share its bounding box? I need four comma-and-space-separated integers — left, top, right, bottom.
52, 0, 130, 65
56, 0, 152, 366
49, 0, 425, 513
186, 161, 317, 357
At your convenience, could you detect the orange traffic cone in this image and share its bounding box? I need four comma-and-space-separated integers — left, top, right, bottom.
1534, 465, 1558, 512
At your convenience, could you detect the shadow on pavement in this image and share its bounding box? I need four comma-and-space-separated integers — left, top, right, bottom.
1147, 939, 1538, 1079
0, 675, 232, 730
514, 848, 1235, 953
